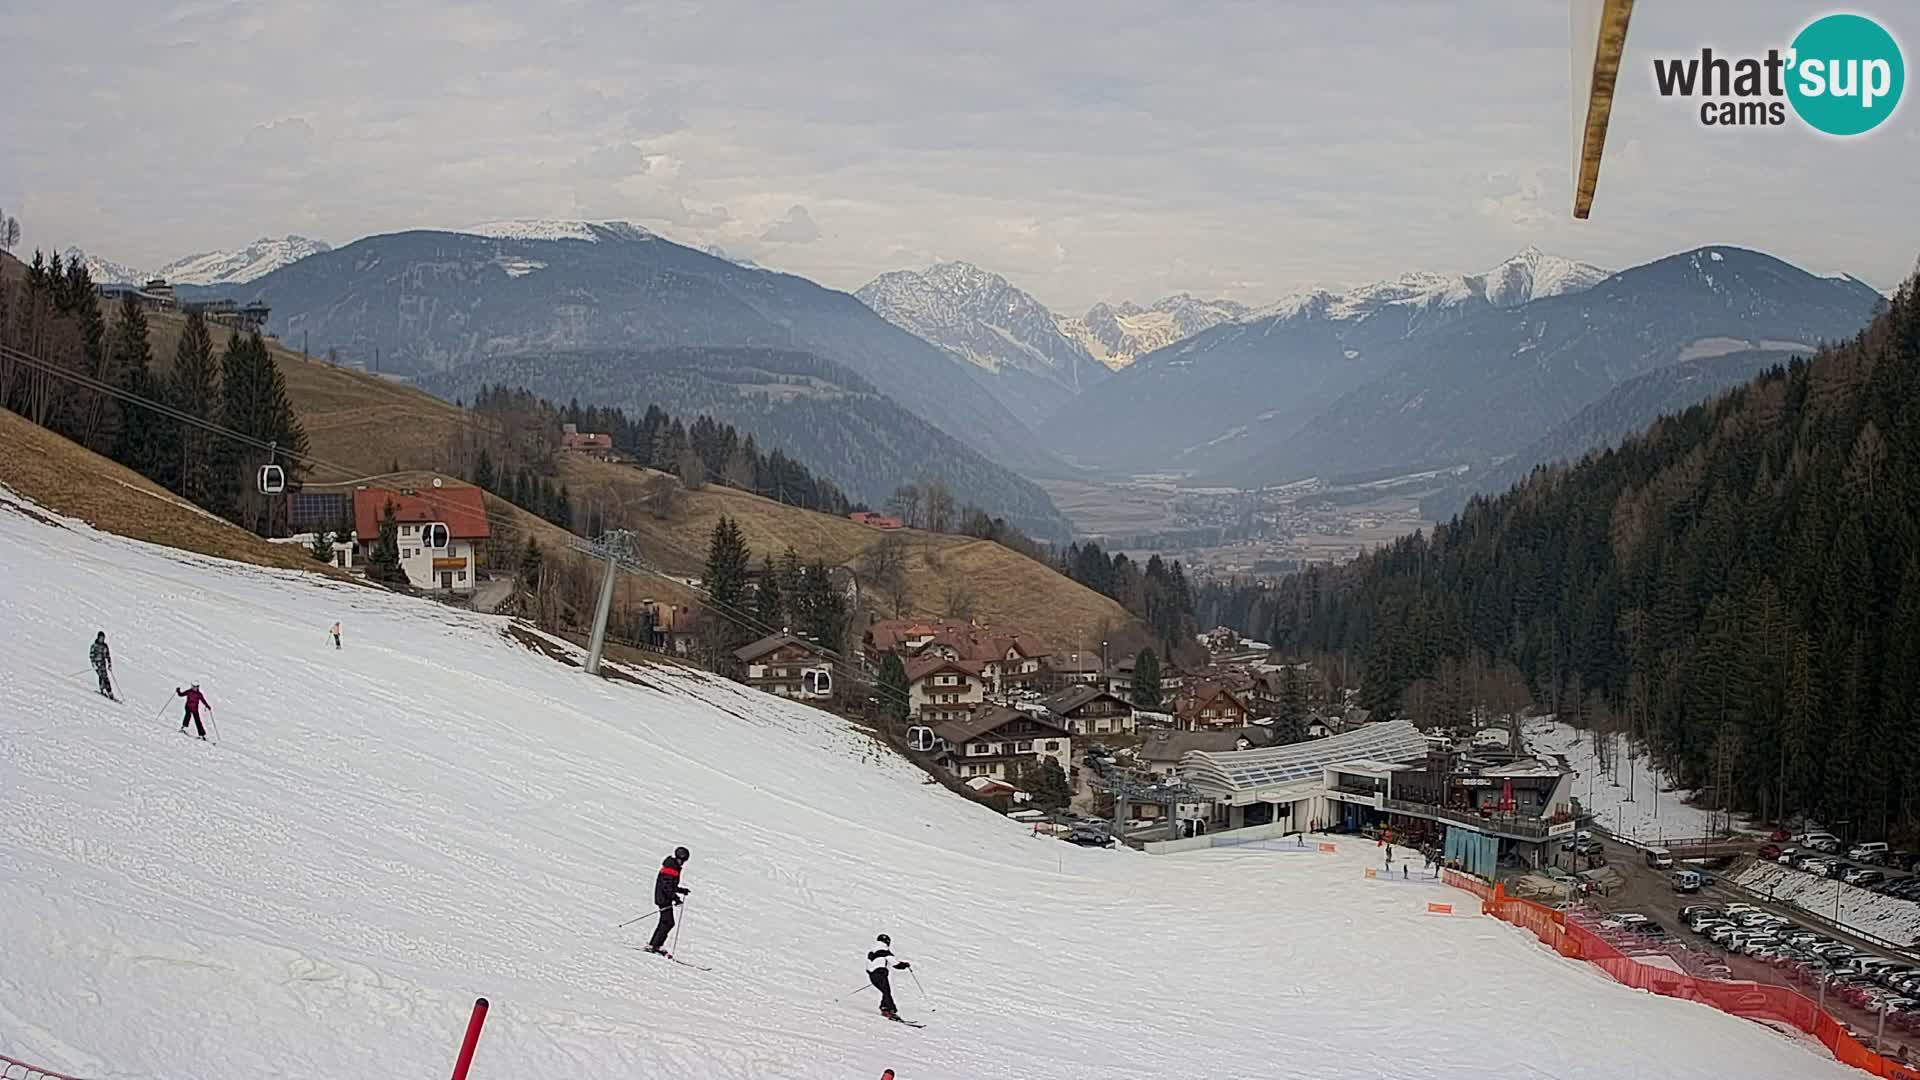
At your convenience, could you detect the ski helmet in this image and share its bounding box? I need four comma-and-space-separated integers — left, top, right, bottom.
877, 934, 891, 945
674, 846, 690, 861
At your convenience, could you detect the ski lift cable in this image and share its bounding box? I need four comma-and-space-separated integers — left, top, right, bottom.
585, 540, 914, 712
1, 342, 510, 535
5, 342, 918, 709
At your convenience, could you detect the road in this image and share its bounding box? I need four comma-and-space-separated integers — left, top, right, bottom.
1583, 834, 1920, 1064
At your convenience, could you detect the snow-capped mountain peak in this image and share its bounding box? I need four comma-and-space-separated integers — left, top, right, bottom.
856, 261, 1104, 397
53, 237, 331, 288
60, 247, 146, 286
1252, 249, 1608, 325
156, 236, 333, 285
460, 219, 655, 243
1059, 293, 1250, 370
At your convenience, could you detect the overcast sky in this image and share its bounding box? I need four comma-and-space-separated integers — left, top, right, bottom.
3, 1, 1915, 310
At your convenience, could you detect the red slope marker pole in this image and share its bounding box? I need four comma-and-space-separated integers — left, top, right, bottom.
451, 997, 490, 1080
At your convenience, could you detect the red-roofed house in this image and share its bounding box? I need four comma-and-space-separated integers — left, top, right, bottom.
352, 485, 490, 593
865, 617, 1050, 695
560, 423, 613, 453
848, 511, 903, 529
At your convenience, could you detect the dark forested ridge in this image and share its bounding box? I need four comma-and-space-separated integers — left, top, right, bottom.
420, 347, 1073, 541
1256, 269, 1920, 834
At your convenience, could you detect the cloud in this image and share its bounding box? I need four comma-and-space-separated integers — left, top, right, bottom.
240, 117, 316, 161
3, 0, 1912, 309
760, 204, 821, 244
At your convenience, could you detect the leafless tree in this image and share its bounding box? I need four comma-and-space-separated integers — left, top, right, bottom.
0, 214, 19, 252
942, 579, 977, 620
678, 447, 707, 491
889, 483, 923, 529
922, 475, 955, 533
862, 534, 911, 615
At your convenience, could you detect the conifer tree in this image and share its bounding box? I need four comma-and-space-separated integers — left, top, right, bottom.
364, 504, 409, 585
1131, 648, 1162, 710
704, 516, 751, 616
753, 553, 786, 632
169, 310, 220, 510
878, 652, 911, 730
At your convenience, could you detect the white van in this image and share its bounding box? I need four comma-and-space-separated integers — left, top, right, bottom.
1804, 831, 1842, 853
1848, 841, 1890, 863
1672, 870, 1702, 893
1645, 847, 1675, 869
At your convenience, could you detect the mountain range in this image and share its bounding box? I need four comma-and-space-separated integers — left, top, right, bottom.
1230, 247, 1883, 486
1057, 294, 1250, 370
1038, 247, 1883, 489
855, 261, 1110, 428
67, 236, 331, 287
1418, 347, 1802, 520
1041, 247, 1613, 476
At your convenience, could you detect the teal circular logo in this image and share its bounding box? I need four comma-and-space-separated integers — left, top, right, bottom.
1787, 14, 1904, 135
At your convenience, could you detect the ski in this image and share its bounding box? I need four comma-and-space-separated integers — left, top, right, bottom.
884, 1016, 925, 1028
625, 946, 711, 971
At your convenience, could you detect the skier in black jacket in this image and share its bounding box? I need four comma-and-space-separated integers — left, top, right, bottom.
866, 934, 910, 1018
89, 632, 114, 699
646, 847, 690, 953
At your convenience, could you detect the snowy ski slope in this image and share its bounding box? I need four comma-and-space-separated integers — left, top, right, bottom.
0, 487, 1859, 1080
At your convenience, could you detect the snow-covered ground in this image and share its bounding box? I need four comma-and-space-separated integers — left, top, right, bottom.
1737, 862, 1920, 949
1526, 719, 1751, 842
0, 491, 1858, 1079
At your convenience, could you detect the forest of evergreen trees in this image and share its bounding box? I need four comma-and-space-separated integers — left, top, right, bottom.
1253, 271, 1920, 837
462, 384, 854, 518
0, 250, 308, 535
1056, 540, 1200, 658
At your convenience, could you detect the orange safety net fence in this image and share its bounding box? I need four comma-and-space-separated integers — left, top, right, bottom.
1444, 881, 1920, 1079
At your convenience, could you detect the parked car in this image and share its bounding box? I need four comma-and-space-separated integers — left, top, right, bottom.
1804, 832, 1843, 853
1760, 843, 1782, 860
1849, 841, 1891, 863
1846, 868, 1887, 887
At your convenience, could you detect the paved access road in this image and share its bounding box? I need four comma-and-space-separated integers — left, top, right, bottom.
1581, 834, 1920, 1065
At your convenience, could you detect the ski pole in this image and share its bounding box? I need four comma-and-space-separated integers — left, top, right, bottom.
669, 898, 687, 959
909, 968, 937, 1012
206, 711, 222, 747
617, 908, 666, 929
833, 982, 874, 1003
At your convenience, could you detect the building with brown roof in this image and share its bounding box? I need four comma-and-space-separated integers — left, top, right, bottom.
1174, 683, 1251, 732
906, 657, 987, 724
866, 617, 1050, 695
1041, 686, 1136, 737
351, 484, 489, 593
934, 705, 1072, 782
734, 634, 833, 700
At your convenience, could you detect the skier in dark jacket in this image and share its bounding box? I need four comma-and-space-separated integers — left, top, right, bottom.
89, 632, 114, 698
176, 684, 211, 739
646, 847, 690, 953
866, 934, 910, 1018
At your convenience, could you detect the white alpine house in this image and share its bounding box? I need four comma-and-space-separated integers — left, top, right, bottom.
0, 486, 1857, 1080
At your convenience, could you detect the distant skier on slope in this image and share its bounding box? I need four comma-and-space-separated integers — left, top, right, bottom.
89, 632, 114, 699
867, 934, 911, 1019
645, 846, 690, 954
330, 622, 342, 650
176, 684, 211, 739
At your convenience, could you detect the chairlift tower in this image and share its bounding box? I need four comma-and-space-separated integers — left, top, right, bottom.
1092, 770, 1206, 842
569, 529, 638, 676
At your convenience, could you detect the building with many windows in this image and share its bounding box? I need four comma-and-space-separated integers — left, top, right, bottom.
933, 705, 1071, 782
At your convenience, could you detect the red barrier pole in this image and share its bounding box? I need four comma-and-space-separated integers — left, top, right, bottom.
451, 997, 490, 1080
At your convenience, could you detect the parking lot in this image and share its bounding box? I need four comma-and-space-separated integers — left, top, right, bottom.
1579, 834, 1920, 1065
